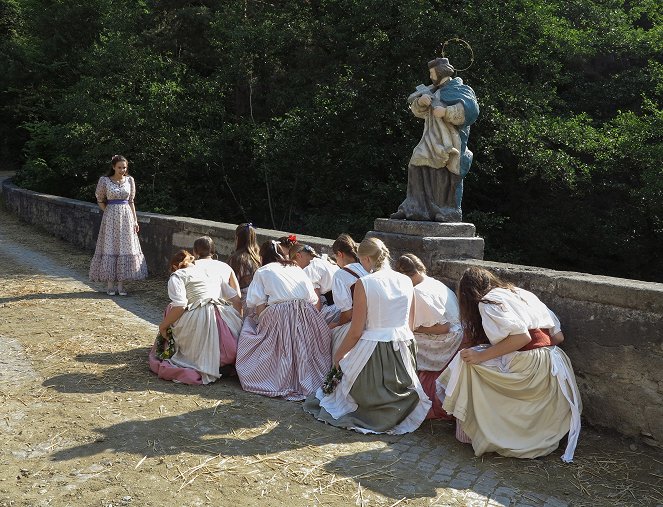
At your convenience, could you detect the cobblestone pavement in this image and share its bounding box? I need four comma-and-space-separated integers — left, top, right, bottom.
0, 180, 661, 506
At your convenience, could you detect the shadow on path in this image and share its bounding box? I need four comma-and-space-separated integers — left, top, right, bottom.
44, 347, 447, 500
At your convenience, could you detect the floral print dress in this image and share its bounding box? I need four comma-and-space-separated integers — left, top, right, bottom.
89, 176, 148, 282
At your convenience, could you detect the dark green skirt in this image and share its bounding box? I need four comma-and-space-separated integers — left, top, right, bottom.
304, 341, 420, 433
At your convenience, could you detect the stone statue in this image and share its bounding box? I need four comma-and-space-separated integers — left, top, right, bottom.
391, 58, 479, 222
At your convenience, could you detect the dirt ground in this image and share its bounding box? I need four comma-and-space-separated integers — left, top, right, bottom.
0, 190, 662, 507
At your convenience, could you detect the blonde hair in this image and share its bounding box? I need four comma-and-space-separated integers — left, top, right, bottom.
357, 237, 391, 271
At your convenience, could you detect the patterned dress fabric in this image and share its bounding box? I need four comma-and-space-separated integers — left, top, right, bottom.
89, 176, 148, 282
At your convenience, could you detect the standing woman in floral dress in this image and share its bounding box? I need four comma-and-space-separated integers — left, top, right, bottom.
89, 155, 148, 295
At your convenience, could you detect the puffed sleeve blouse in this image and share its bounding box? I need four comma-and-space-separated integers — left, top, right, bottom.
413, 275, 460, 329
167, 269, 189, 307
331, 262, 369, 313
478, 287, 562, 345
303, 255, 339, 294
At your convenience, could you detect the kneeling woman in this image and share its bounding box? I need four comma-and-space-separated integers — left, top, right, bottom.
438, 267, 582, 461
304, 238, 431, 434
236, 241, 332, 400
329, 234, 368, 356
289, 243, 340, 324
395, 254, 462, 420
149, 249, 243, 385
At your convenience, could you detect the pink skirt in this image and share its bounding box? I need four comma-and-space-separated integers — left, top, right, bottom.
418, 370, 453, 420
236, 300, 332, 400
148, 304, 238, 385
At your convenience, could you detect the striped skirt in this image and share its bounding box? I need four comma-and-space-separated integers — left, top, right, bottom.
236, 299, 332, 401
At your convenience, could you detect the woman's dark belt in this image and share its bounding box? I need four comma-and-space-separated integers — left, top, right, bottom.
321, 290, 334, 306
106, 199, 129, 205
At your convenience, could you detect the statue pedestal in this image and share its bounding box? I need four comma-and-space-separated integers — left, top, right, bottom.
366, 218, 484, 267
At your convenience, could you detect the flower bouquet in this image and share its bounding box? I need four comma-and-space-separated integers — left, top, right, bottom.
321, 365, 343, 395
155, 327, 175, 360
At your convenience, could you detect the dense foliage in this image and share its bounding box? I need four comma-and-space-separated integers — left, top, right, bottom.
1, 0, 661, 281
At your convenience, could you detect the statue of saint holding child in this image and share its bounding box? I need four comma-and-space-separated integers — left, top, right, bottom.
391, 57, 479, 222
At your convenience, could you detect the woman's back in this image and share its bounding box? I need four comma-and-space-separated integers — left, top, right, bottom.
247, 263, 317, 307
362, 268, 413, 330
174, 260, 234, 304
229, 250, 260, 289
414, 275, 460, 329
304, 256, 339, 294
479, 287, 560, 344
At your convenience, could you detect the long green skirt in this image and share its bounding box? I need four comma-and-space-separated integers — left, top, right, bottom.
304, 342, 421, 433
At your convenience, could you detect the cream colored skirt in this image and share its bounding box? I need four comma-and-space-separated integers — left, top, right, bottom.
439, 346, 582, 461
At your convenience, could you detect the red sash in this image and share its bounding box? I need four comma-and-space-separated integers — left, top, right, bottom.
519, 328, 552, 351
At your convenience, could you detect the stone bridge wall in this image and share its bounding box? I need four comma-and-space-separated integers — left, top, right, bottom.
2, 179, 662, 448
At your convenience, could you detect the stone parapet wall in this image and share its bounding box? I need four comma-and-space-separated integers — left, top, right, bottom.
1, 180, 333, 275
3, 178, 662, 447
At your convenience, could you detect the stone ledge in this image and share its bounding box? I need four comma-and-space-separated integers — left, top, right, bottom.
433, 259, 663, 313
366, 230, 485, 263
373, 218, 476, 237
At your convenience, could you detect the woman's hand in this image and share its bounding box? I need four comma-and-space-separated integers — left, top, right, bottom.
134, 223, 140, 234
460, 348, 485, 365
158, 323, 169, 338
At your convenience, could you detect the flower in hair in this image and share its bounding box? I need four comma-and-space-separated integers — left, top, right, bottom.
246, 222, 253, 229
288, 234, 297, 243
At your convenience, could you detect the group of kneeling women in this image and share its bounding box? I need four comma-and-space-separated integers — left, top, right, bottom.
149, 224, 582, 462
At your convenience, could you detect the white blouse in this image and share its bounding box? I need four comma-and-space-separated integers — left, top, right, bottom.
332, 262, 369, 312
246, 262, 318, 308
195, 258, 234, 283
413, 276, 460, 331
479, 287, 562, 345
168, 261, 238, 307
303, 255, 339, 294
360, 267, 414, 343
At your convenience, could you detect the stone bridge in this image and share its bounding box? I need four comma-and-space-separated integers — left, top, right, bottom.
1, 172, 661, 506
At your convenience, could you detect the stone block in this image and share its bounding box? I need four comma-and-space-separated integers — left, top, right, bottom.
367, 218, 484, 268
373, 218, 476, 237
448, 478, 472, 490
366, 231, 484, 266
